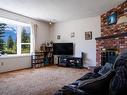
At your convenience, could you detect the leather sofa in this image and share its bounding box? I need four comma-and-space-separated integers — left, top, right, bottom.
54, 50, 127, 95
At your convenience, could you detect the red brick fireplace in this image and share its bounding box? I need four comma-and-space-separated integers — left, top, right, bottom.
96, 1, 127, 66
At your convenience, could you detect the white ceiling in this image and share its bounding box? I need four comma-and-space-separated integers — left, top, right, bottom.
0, 0, 125, 22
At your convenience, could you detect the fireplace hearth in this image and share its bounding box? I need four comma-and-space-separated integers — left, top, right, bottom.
96, 1, 127, 66
101, 48, 118, 66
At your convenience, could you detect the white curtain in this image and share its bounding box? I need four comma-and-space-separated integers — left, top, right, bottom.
31, 24, 38, 53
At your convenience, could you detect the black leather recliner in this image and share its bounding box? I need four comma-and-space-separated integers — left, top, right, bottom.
54, 50, 127, 95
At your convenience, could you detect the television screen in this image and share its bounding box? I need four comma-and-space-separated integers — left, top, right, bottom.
53, 43, 73, 55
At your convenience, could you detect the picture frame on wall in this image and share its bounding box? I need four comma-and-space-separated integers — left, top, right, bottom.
107, 12, 117, 25
85, 31, 92, 40
57, 35, 61, 40
71, 32, 75, 38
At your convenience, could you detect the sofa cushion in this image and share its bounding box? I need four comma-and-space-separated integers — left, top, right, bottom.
77, 70, 115, 94
113, 50, 127, 69
93, 66, 102, 73
98, 63, 113, 75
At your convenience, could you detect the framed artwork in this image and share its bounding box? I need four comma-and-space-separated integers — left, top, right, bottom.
85, 31, 92, 40
57, 35, 60, 40
107, 12, 117, 25
40, 44, 46, 51
71, 32, 75, 38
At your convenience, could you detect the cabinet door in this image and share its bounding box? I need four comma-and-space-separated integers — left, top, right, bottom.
59, 57, 67, 66
75, 58, 83, 68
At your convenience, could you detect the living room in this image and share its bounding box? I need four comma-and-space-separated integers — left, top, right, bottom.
0, 0, 127, 95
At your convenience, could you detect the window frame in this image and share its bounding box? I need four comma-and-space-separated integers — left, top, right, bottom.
0, 17, 33, 56
20, 25, 32, 54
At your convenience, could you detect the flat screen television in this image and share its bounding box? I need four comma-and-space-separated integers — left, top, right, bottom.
53, 43, 73, 55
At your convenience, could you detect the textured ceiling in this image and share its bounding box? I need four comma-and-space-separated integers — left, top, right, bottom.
0, 0, 125, 22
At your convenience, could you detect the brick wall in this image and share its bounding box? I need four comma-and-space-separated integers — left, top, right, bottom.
96, 1, 127, 65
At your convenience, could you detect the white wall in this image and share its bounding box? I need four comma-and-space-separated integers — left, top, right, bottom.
0, 56, 31, 73
50, 16, 101, 67
0, 9, 50, 73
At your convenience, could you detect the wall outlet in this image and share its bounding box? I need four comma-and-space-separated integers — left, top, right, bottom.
1, 62, 4, 66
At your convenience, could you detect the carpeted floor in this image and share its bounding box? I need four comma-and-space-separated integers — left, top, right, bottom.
0, 66, 89, 95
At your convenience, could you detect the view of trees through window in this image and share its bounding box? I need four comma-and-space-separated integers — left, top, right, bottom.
21, 27, 31, 53
0, 23, 17, 55
0, 22, 31, 55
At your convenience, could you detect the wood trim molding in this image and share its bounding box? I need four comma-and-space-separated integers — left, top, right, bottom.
95, 32, 127, 40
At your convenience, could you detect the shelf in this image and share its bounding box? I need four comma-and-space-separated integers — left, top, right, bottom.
58, 56, 83, 68
31, 46, 54, 68
95, 32, 127, 40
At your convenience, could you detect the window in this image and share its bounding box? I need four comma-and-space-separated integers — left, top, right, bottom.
0, 18, 32, 56
21, 26, 31, 54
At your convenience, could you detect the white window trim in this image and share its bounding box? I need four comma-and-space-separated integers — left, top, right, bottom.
0, 17, 33, 57
21, 25, 33, 54
21, 43, 31, 44
0, 54, 31, 59
17, 26, 21, 55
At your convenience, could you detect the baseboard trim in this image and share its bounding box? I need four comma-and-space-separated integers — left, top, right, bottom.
0, 67, 32, 74
0, 64, 56, 74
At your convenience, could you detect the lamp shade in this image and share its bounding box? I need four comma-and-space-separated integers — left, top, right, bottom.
117, 15, 127, 24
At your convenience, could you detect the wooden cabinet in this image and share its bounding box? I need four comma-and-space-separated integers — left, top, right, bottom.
31, 52, 45, 68
58, 56, 83, 68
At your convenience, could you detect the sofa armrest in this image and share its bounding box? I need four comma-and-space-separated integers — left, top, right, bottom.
62, 85, 87, 95
54, 85, 87, 95
77, 70, 115, 93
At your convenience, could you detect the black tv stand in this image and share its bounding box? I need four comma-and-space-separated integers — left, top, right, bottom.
58, 55, 83, 68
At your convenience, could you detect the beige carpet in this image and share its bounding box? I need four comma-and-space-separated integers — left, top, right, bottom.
0, 66, 89, 95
